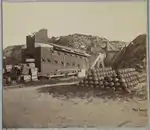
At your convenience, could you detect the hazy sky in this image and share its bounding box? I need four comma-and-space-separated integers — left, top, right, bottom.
3, 1, 147, 48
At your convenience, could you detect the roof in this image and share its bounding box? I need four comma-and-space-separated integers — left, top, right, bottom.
22, 43, 53, 49
35, 42, 53, 48
47, 42, 91, 57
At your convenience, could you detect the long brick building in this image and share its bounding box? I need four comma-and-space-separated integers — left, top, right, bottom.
21, 29, 91, 77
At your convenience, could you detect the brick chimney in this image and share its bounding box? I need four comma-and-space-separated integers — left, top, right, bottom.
26, 35, 35, 51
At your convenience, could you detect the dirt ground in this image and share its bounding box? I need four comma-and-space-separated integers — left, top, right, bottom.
3, 84, 148, 128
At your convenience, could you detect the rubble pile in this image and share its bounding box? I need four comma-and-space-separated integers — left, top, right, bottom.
3, 45, 23, 65
78, 67, 141, 93
112, 34, 146, 70
48, 33, 128, 56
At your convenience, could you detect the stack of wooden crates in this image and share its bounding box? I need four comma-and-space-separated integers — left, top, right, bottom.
22, 63, 38, 82
29, 63, 38, 81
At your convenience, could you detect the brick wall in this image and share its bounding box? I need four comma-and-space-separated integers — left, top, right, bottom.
40, 47, 89, 76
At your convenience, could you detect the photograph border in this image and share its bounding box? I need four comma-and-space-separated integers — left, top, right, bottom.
1, 0, 149, 130
1, 0, 3, 129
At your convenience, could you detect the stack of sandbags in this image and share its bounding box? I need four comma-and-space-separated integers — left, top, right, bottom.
78, 67, 141, 93
28, 63, 35, 68
116, 68, 139, 92
28, 63, 38, 81
21, 64, 31, 82
78, 67, 117, 89
137, 73, 147, 83
97, 68, 123, 91
31, 67, 38, 81
79, 69, 104, 88
25, 63, 38, 81
22, 64, 29, 75
23, 75, 31, 83
102, 74, 119, 91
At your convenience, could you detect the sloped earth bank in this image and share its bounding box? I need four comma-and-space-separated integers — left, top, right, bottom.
3, 83, 148, 128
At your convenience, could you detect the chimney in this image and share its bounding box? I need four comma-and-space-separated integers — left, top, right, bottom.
26, 35, 35, 51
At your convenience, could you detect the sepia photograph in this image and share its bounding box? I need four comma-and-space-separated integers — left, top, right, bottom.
3, 1, 148, 128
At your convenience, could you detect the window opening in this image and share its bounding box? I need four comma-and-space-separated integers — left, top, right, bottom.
42, 58, 45, 62
47, 58, 51, 62
61, 61, 64, 65
77, 64, 80, 68
54, 60, 58, 64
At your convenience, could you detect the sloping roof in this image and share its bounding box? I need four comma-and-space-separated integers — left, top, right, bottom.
48, 42, 91, 57
35, 42, 53, 48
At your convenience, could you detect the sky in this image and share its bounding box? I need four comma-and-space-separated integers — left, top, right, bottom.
3, 1, 147, 48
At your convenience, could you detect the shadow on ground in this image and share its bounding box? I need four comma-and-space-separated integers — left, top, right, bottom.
37, 85, 147, 101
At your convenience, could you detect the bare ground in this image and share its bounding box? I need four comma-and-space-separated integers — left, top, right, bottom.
3, 84, 148, 128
